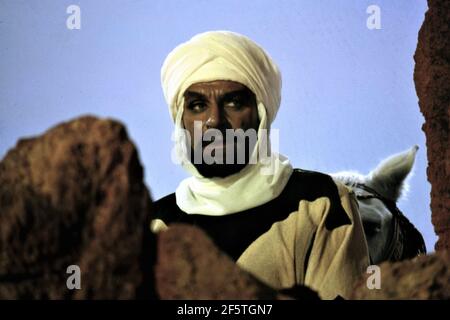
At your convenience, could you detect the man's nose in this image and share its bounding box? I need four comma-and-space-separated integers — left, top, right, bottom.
205, 102, 223, 129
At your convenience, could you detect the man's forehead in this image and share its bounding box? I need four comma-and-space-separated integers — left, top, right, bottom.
184, 80, 249, 95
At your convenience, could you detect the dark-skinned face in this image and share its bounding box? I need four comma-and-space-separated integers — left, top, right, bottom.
182, 80, 260, 178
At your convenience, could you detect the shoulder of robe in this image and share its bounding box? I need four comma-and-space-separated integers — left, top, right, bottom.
292, 169, 352, 230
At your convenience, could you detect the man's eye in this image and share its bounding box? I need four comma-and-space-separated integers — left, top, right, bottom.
225, 99, 243, 109
188, 102, 206, 112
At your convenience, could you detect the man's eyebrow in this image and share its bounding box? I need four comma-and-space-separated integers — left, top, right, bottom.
184, 91, 207, 100
221, 89, 253, 101
184, 88, 254, 101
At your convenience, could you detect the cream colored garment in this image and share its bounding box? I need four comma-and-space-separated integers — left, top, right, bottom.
161, 31, 293, 215
237, 181, 370, 300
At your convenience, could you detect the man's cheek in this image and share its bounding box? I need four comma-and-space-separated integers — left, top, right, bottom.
192, 132, 203, 151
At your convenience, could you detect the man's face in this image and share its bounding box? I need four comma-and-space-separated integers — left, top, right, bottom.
182, 80, 259, 177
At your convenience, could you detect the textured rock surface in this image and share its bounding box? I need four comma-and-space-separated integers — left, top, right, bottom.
155, 224, 318, 300
414, 0, 450, 250
155, 224, 275, 299
0, 116, 155, 299
351, 251, 450, 299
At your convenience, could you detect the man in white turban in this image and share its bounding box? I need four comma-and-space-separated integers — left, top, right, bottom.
152, 31, 369, 299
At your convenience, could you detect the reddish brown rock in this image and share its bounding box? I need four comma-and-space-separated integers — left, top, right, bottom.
155, 224, 275, 299
351, 251, 450, 299
0, 116, 155, 299
414, 0, 450, 250
155, 224, 318, 300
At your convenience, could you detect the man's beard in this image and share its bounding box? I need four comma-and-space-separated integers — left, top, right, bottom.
189, 137, 257, 178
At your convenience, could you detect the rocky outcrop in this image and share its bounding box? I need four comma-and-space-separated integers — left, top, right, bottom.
155, 224, 318, 300
155, 224, 272, 299
414, 0, 450, 251
351, 251, 450, 299
0, 116, 156, 299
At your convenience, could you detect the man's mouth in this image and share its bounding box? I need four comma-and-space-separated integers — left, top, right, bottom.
210, 139, 230, 149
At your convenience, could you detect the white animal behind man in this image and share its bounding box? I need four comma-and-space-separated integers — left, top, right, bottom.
151, 30, 371, 300
332, 145, 426, 265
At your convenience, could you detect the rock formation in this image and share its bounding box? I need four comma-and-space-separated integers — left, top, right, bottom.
155, 224, 274, 299
351, 251, 450, 299
0, 116, 156, 299
414, 0, 450, 251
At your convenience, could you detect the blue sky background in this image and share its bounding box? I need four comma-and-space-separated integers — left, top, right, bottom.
0, 0, 437, 250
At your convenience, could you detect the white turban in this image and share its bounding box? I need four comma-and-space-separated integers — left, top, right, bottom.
161, 30, 282, 126
159, 30, 293, 216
